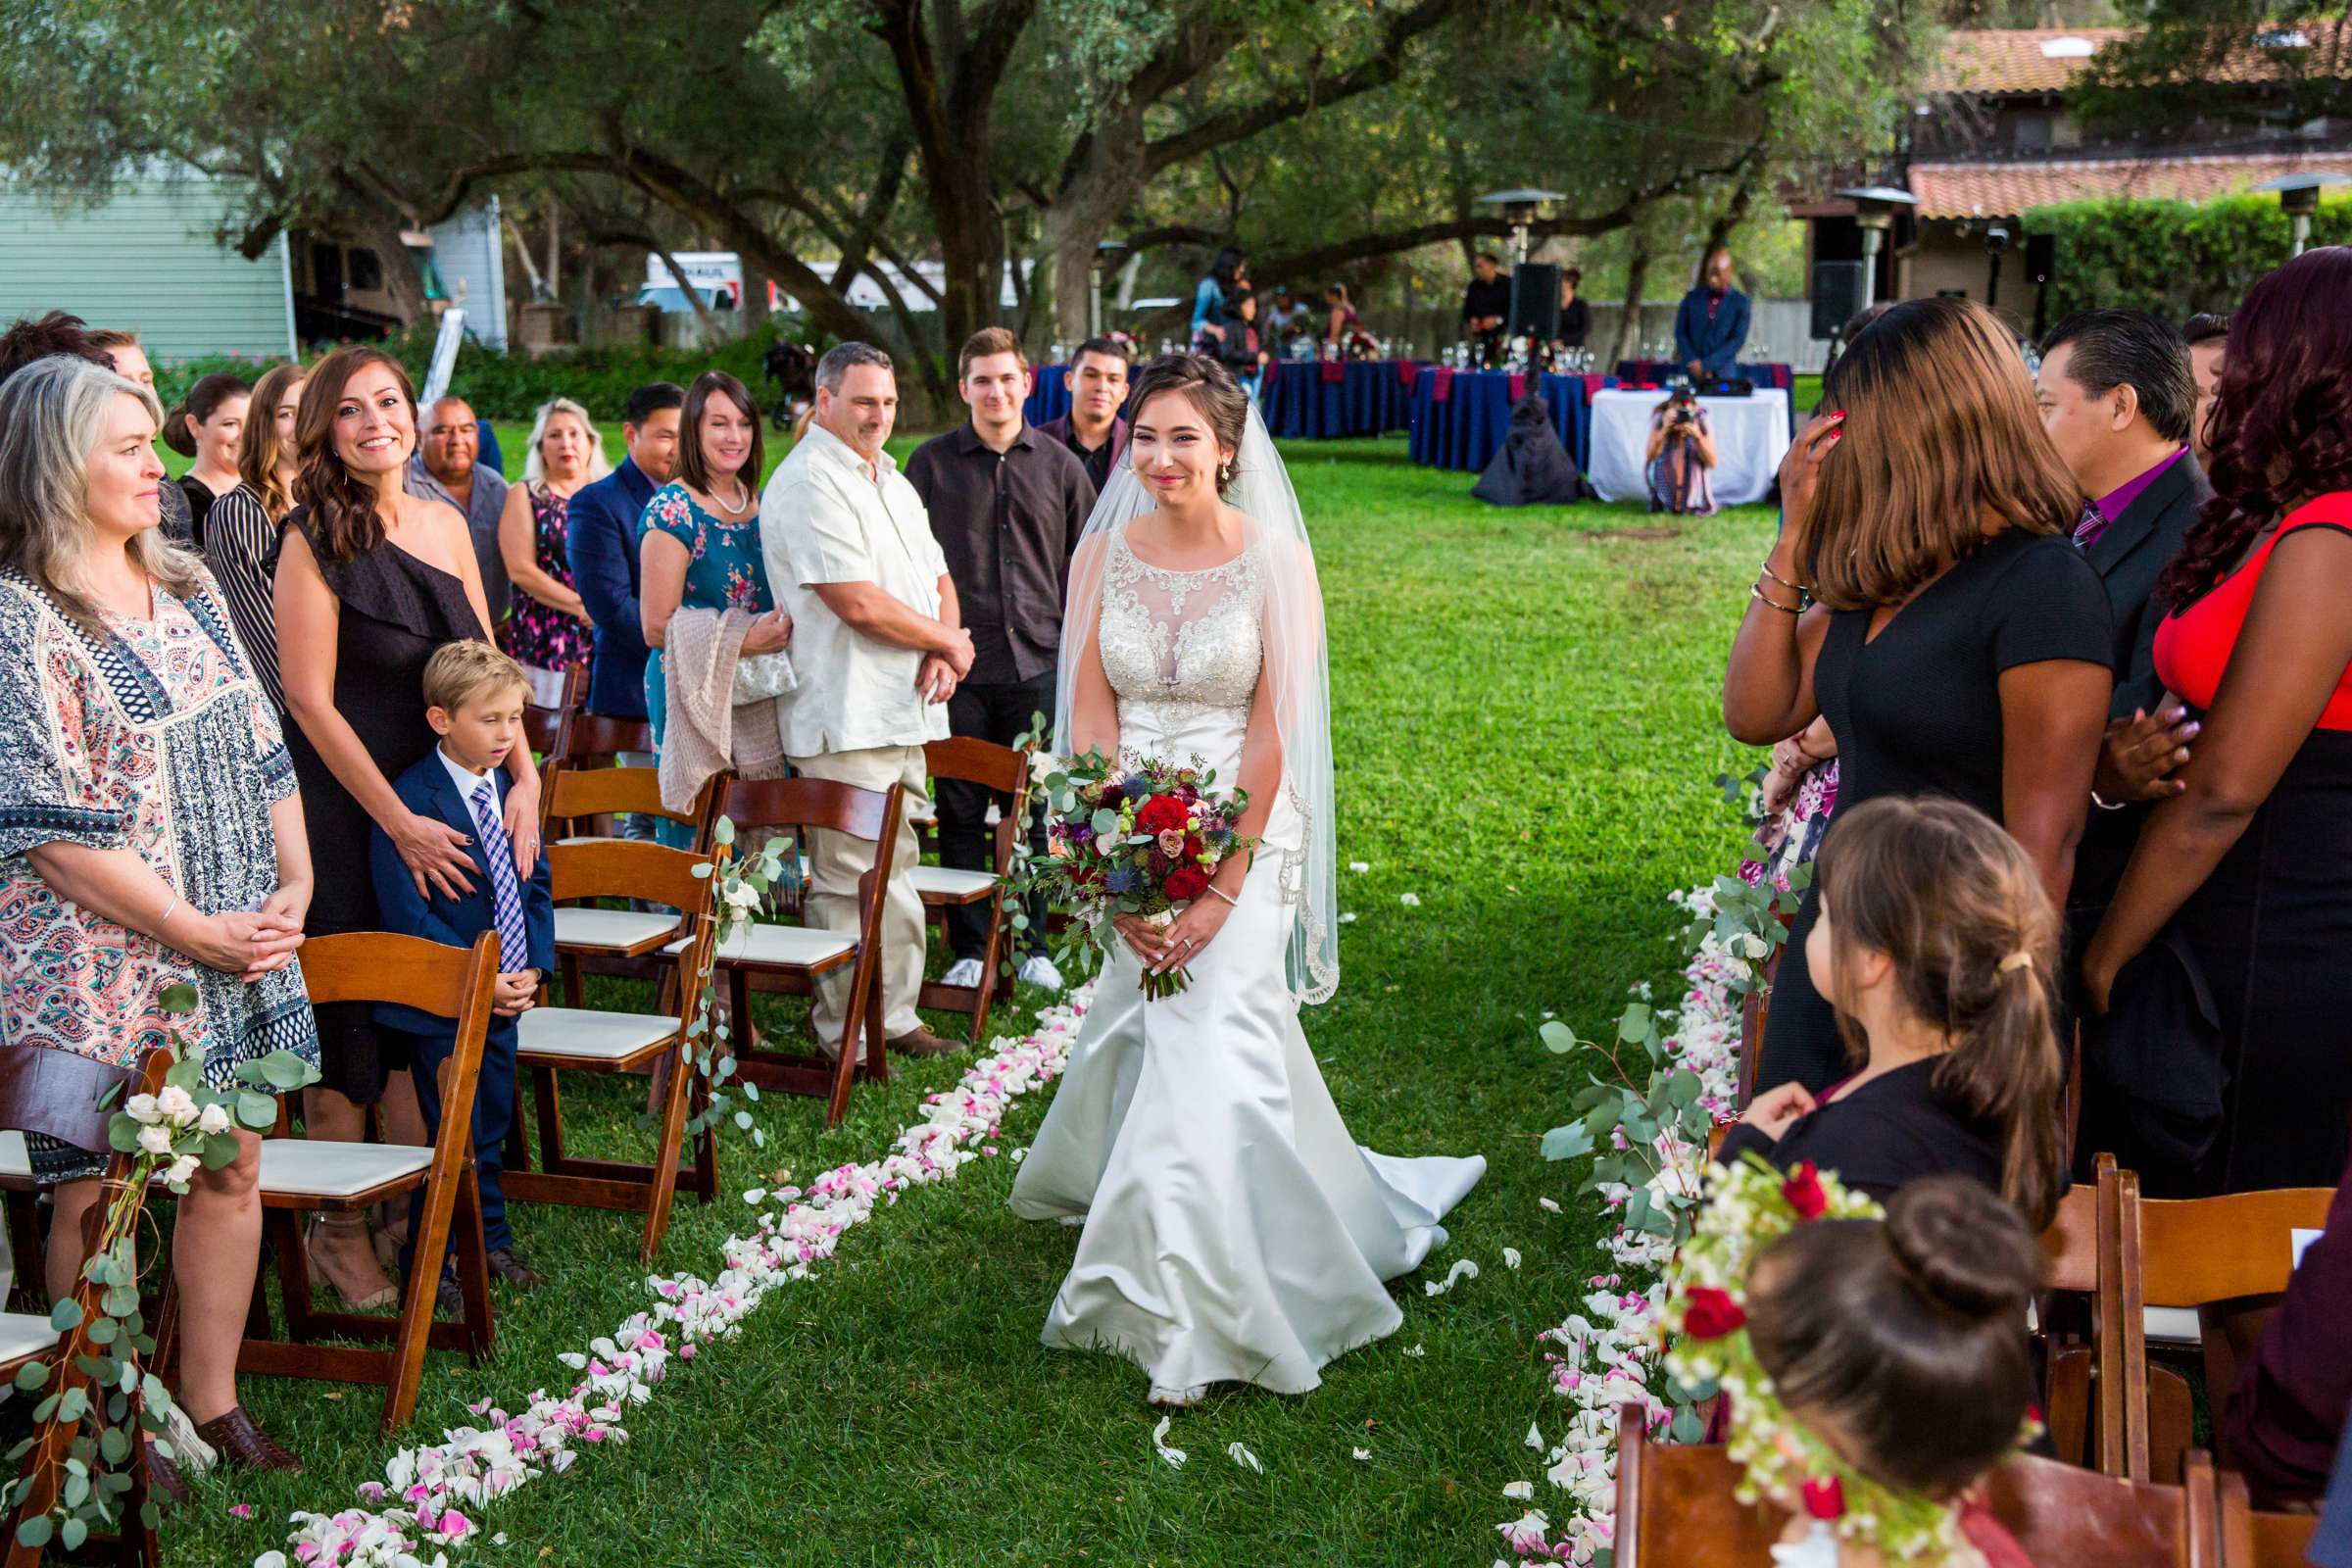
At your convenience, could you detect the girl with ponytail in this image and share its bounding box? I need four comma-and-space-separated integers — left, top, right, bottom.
162, 370, 250, 545
1718, 796, 2064, 1230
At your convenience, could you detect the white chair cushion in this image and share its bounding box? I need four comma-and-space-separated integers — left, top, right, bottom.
910, 866, 997, 901
517, 1007, 677, 1062
259, 1140, 434, 1200
0, 1312, 58, 1366
662, 921, 855, 966
554, 907, 680, 951
0, 1131, 26, 1182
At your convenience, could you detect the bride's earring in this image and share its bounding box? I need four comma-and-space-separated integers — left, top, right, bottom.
1218, 459, 1233, 484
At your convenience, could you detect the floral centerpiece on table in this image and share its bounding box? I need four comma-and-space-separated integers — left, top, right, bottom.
1015, 749, 1257, 1001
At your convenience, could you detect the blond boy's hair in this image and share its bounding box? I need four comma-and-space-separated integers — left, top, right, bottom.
423, 639, 531, 715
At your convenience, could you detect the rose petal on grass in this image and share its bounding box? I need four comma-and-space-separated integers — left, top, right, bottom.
1351, 1446, 1372, 1461
1403, 1343, 1425, 1357
1525, 1422, 1544, 1449
1503, 1481, 1535, 1500
1502, 1247, 1523, 1270
1424, 1258, 1480, 1297
1398, 892, 1421, 906
1348, 860, 1369, 873
1226, 1442, 1261, 1474
1538, 1197, 1561, 1213
1151, 1415, 1188, 1469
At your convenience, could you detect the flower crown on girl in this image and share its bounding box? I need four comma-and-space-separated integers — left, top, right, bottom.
1662, 1154, 2041, 1564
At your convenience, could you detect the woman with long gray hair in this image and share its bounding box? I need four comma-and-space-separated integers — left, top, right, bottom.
0, 354, 318, 1477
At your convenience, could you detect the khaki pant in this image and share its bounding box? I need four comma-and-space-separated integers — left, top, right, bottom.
789, 745, 930, 1047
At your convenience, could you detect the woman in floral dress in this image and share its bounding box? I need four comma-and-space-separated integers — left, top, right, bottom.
499, 396, 607, 705
0, 355, 316, 1473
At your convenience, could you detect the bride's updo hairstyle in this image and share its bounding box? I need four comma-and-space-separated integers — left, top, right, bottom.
1127, 353, 1250, 497
1745, 1175, 2041, 1497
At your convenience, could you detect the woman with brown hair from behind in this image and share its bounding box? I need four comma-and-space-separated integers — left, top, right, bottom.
1724, 297, 2113, 1099
1717, 796, 2065, 1232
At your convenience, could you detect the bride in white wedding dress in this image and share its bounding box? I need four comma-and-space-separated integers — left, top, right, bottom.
1008, 354, 1485, 1405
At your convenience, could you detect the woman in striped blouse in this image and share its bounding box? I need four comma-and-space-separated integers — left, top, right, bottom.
202, 363, 306, 708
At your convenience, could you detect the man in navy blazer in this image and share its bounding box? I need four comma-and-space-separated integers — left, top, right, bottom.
1674, 246, 1750, 381
369, 643, 555, 1299
564, 381, 684, 721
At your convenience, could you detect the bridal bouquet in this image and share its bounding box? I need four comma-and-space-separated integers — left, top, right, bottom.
1023, 750, 1257, 1001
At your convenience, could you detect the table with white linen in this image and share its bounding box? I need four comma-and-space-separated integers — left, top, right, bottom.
1584, 388, 1791, 508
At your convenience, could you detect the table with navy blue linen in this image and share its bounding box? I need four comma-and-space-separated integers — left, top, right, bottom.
1257, 360, 1421, 440
1022, 364, 1073, 426
1406, 369, 1621, 474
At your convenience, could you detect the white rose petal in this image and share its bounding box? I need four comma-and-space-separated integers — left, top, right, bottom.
1338, 911, 1357, 924
1503, 1480, 1535, 1500
196, 1102, 231, 1136
1150, 1415, 1187, 1469
1539, 1197, 1562, 1213
1226, 1441, 1261, 1474
123, 1093, 160, 1125
1525, 1422, 1544, 1449
1347, 860, 1370, 873
1424, 1258, 1480, 1297
136, 1124, 173, 1156
164, 1154, 200, 1188
1351, 1446, 1372, 1461
1502, 1247, 1523, 1271
1403, 1343, 1425, 1357
1398, 892, 1420, 906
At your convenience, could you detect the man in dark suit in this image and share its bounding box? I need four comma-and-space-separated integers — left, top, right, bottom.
2034, 308, 2210, 906
565, 381, 684, 722
368, 642, 555, 1307
1674, 247, 1749, 381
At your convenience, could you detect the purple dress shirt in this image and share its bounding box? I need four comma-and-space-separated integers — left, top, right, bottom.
2077, 447, 2188, 549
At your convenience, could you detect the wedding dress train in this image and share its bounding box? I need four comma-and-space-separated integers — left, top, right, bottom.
1008, 525, 1484, 1402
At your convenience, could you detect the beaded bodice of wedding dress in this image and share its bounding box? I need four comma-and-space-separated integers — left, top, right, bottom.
1007, 521, 1485, 1405
1096, 528, 1264, 774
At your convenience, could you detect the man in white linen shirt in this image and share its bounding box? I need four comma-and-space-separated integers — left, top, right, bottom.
760, 343, 973, 1058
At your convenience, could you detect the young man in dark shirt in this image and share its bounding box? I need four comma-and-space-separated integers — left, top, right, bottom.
906, 328, 1098, 994
1035, 338, 1130, 492
1460, 252, 1512, 368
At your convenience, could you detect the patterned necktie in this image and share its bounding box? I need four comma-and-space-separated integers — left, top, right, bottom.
468, 779, 531, 975
2072, 500, 2107, 551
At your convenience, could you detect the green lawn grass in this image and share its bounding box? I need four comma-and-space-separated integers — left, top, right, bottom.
162, 435, 1768, 1567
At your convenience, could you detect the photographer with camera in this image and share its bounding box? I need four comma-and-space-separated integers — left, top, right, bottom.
1644, 385, 1719, 515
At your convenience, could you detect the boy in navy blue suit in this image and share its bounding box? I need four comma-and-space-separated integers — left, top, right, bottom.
369, 641, 555, 1305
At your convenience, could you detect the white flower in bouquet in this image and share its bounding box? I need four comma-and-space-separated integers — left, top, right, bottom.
136, 1123, 174, 1156
720, 880, 762, 914
197, 1102, 231, 1136
164, 1153, 201, 1189
123, 1093, 160, 1125
1027, 750, 1059, 788
155, 1084, 198, 1125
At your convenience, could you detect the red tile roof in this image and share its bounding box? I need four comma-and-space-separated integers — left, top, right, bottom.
1926, 29, 2134, 95
1907, 151, 2352, 219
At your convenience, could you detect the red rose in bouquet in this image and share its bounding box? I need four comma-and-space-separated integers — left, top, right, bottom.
1136, 796, 1190, 834
1681, 1286, 1747, 1340
1164, 864, 1210, 903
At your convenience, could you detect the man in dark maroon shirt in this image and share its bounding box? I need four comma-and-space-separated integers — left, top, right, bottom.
2224, 1150, 2352, 1505
1035, 338, 1129, 493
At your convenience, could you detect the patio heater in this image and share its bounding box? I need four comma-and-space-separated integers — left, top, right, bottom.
1478, 188, 1566, 266
1089, 239, 1126, 339
1832, 186, 1918, 314
2253, 172, 2351, 258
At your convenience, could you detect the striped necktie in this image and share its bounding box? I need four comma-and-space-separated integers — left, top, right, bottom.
467, 779, 531, 975
2072, 500, 2107, 551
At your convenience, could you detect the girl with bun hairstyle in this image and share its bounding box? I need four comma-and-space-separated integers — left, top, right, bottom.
1718, 796, 2065, 1232
1745, 1175, 2045, 1566
162, 370, 250, 545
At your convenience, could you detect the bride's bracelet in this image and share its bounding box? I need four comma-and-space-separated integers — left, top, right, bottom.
1206, 884, 1239, 908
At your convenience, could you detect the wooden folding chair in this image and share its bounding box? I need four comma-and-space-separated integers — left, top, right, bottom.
0, 1048, 170, 1567
1612, 1404, 2223, 1568
232, 932, 500, 1433
913, 736, 1029, 1042
2041, 1152, 2131, 1475
2116, 1172, 2336, 1483
2217, 1471, 2322, 1568
522, 662, 588, 792
504, 840, 721, 1261
675, 774, 904, 1128
1733, 908, 1792, 1110
544, 763, 715, 1007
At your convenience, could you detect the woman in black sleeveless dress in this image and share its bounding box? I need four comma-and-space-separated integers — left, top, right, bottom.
1723, 299, 2113, 1094
273, 347, 532, 1307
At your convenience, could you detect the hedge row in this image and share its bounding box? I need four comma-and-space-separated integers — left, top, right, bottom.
2023, 193, 2352, 322
151, 324, 778, 422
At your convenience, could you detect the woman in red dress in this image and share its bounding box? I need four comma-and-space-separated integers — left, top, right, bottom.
2082, 245, 2352, 1195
